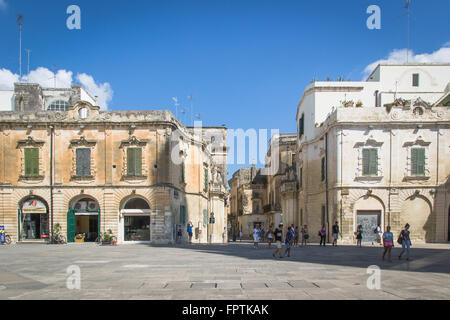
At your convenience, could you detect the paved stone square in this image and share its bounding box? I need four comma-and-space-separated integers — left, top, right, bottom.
1, 242, 449, 300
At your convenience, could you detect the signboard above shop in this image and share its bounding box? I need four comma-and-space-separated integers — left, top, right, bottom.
21, 199, 47, 214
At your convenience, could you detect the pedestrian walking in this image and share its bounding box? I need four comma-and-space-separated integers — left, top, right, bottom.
253, 225, 260, 249
267, 227, 273, 249
355, 225, 363, 247
332, 221, 339, 247
284, 228, 294, 257
382, 226, 394, 262
301, 225, 309, 246
187, 222, 193, 244
319, 225, 326, 246
398, 223, 412, 261
273, 224, 283, 258
239, 230, 243, 242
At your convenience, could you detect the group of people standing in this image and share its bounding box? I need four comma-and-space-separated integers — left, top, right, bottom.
248, 222, 413, 261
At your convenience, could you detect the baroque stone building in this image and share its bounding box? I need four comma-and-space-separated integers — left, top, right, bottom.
0, 96, 228, 244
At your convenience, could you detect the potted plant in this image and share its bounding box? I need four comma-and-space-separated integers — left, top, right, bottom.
101, 229, 117, 245
356, 100, 363, 108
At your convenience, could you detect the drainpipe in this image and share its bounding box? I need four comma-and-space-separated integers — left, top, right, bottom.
49, 125, 54, 241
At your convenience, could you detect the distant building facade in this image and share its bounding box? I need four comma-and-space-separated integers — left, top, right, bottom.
0, 82, 97, 112
229, 63, 450, 243
0, 98, 228, 244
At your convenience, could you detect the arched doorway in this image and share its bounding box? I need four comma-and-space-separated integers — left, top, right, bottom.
67, 197, 100, 243
120, 197, 151, 242
354, 195, 385, 244
18, 196, 49, 241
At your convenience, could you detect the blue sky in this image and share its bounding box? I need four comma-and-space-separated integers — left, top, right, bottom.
1, 0, 449, 177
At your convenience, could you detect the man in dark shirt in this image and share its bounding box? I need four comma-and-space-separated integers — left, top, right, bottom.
273, 224, 284, 258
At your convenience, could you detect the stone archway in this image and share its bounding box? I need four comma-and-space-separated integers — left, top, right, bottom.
18, 196, 49, 241
401, 195, 432, 242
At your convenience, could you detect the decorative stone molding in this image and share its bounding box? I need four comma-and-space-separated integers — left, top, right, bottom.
17, 137, 46, 182
119, 136, 148, 179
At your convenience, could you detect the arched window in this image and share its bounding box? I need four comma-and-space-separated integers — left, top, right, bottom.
48, 100, 69, 111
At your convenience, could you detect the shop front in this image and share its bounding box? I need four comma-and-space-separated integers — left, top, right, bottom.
67, 197, 100, 243
18, 197, 49, 241
119, 197, 151, 243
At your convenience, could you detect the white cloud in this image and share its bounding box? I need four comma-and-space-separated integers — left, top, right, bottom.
0, 67, 113, 109
0, 68, 19, 90
76, 73, 113, 109
363, 44, 450, 79
0, 0, 7, 10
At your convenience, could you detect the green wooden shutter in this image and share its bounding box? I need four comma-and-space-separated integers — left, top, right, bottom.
67, 210, 76, 243
31, 148, 39, 176
369, 149, 378, 176
135, 148, 142, 176
127, 148, 136, 176
18, 209, 21, 241
24, 148, 32, 176
25, 148, 39, 177
204, 168, 208, 190
412, 148, 425, 176
362, 149, 370, 176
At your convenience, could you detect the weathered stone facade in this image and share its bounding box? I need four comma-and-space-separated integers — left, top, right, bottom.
0, 100, 228, 244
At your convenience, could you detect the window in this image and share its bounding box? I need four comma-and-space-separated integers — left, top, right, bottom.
181, 161, 185, 183
321, 157, 326, 181
24, 148, 39, 177
411, 148, 425, 176
180, 206, 186, 225
76, 148, 91, 177
299, 167, 303, 188
127, 148, 142, 176
48, 100, 69, 111
204, 168, 208, 190
299, 114, 305, 138
291, 154, 296, 169
412, 73, 419, 87
362, 148, 378, 176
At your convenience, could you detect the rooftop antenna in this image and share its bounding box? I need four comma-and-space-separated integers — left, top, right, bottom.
188, 94, 194, 126
400, 0, 411, 63
26, 49, 31, 77
180, 108, 187, 124
16, 15, 23, 81
172, 97, 179, 119
47, 65, 57, 88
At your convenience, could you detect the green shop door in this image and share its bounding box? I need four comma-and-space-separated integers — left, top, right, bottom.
67, 210, 76, 243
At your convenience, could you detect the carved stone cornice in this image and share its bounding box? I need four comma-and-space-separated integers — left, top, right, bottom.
119, 136, 148, 149
69, 136, 97, 148
16, 136, 45, 148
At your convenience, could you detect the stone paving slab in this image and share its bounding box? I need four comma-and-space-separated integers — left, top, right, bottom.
1, 243, 450, 300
